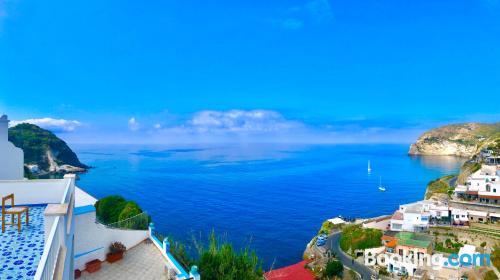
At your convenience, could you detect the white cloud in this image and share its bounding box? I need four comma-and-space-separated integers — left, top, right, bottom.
189, 110, 302, 133
10, 118, 82, 132
154, 123, 162, 129
128, 117, 140, 131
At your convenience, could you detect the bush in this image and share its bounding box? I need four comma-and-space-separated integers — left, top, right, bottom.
118, 201, 142, 221
323, 260, 343, 278
434, 241, 463, 254
95, 196, 148, 229
95, 195, 127, 224
197, 232, 263, 280
485, 270, 499, 280
318, 220, 342, 235
492, 246, 500, 271
379, 267, 389, 276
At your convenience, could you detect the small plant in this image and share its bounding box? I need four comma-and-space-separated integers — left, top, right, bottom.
379, 267, 390, 276
481, 242, 487, 248
109, 242, 126, 254
323, 259, 343, 278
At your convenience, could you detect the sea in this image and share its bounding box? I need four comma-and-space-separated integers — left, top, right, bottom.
72, 143, 465, 269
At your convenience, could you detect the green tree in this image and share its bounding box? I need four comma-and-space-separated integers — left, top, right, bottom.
323, 259, 343, 279
95, 195, 127, 224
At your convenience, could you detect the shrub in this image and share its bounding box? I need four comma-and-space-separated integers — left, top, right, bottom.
95, 195, 127, 224
323, 260, 343, 278
118, 201, 142, 221
318, 220, 342, 235
485, 270, 499, 280
109, 242, 126, 254
492, 246, 500, 271
481, 242, 487, 248
95, 196, 149, 229
379, 267, 389, 276
197, 232, 263, 280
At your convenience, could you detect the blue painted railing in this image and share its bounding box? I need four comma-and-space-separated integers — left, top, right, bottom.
149, 223, 198, 279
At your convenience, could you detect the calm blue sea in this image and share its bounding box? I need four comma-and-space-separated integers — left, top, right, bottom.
73, 144, 464, 269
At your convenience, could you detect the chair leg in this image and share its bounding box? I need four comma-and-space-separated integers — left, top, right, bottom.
2, 213, 4, 233
11, 214, 14, 225
17, 213, 21, 232
26, 209, 29, 225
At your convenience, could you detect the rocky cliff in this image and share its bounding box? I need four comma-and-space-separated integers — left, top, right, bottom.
8, 123, 89, 175
409, 122, 500, 157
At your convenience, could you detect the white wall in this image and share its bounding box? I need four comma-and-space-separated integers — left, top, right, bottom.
0, 115, 24, 180
0, 179, 69, 205
402, 213, 425, 231
74, 210, 148, 270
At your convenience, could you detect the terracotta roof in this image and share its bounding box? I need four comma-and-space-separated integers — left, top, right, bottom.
382, 235, 394, 241
264, 261, 315, 280
466, 191, 478, 195
386, 239, 397, 248
391, 211, 403, 220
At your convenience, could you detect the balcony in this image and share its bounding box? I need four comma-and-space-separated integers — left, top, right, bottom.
0, 205, 46, 279
0, 175, 76, 280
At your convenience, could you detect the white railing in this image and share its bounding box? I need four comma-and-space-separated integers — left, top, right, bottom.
34, 175, 75, 280
34, 216, 65, 280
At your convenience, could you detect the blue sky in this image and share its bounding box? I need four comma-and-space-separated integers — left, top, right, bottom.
0, 0, 499, 144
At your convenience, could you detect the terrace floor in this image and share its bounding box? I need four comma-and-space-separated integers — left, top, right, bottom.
80, 241, 168, 280
0, 205, 46, 279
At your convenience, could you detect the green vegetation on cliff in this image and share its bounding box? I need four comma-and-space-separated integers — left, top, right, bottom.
425, 175, 455, 199
8, 123, 88, 173
95, 195, 149, 229
155, 232, 264, 280
339, 225, 382, 255
196, 232, 263, 280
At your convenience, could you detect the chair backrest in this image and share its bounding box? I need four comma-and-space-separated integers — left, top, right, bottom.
2, 193, 14, 213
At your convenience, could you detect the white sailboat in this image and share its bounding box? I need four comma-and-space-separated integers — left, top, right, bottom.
378, 176, 386, 192
367, 160, 371, 173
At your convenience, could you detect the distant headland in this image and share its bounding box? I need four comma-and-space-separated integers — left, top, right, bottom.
8, 123, 89, 177
409, 122, 500, 157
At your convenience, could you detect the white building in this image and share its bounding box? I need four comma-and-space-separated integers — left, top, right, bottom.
0, 115, 200, 280
390, 201, 448, 232
451, 208, 469, 225
0, 115, 24, 180
455, 165, 500, 204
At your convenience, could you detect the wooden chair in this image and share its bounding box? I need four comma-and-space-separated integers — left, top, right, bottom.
2, 194, 29, 233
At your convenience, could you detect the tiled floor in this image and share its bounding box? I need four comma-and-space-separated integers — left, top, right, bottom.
0, 205, 46, 280
80, 241, 169, 280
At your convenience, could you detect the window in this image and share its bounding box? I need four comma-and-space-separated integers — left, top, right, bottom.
392, 223, 402, 230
